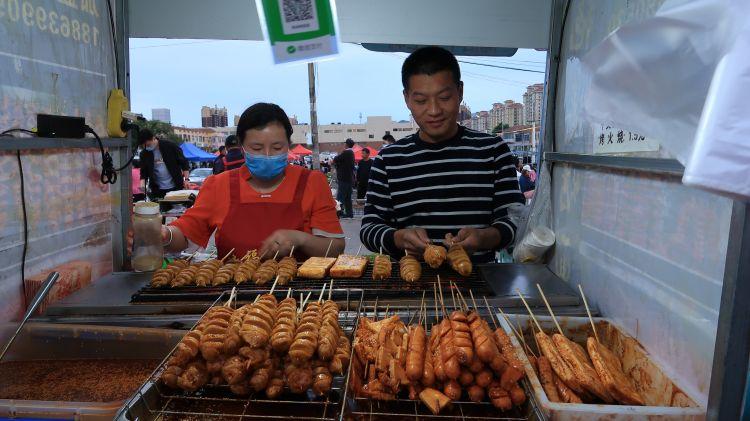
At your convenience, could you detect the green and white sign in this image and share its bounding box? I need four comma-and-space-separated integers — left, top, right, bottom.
257, 0, 339, 64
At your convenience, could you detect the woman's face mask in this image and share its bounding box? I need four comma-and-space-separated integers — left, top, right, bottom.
244, 149, 287, 180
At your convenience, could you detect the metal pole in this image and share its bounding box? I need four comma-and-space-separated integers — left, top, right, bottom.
308, 62, 321, 170
114, 0, 132, 270
707, 201, 750, 420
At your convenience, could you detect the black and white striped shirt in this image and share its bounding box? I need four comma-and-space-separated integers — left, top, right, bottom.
359, 126, 525, 263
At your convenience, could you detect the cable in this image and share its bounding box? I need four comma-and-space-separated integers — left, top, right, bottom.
16, 150, 28, 302
106, 0, 119, 89
85, 125, 118, 184
457, 59, 545, 74
1, 128, 36, 136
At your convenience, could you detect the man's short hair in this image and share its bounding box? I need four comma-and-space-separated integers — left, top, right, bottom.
382, 134, 395, 143
345, 138, 355, 148
225, 134, 239, 147
219, 145, 226, 152
137, 128, 155, 145
401, 46, 461, 91
362, 147, 370, 155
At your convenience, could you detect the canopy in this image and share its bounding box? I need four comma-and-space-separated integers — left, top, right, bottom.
291, 144, 313, 156
180, 143, 216, 162
354, 146, 378, 162
287, 152, 299, 161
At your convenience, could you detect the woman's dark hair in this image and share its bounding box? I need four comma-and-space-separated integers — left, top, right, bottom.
401, 46, 461, 91
236, 103, 293, 143
137, 128, 154, 144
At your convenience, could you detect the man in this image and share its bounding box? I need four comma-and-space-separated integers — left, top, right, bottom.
222, 134, 244, 171
381, 134, 396, 149
138, 128, 190, 199
360, 46, 525, 263
333, 138, 355, 218
520, 165, 536, 201
213, 146, 227, 174
356, 147, 373, 200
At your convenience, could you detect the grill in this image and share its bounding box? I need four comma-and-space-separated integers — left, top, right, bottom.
130, 261, 491, 304
117, 290, 363, 421
340, 301, 544, 421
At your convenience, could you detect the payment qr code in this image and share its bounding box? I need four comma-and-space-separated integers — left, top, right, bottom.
282, 0, 314, 23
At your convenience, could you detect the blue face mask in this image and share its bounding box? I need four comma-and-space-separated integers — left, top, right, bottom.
144, 145, 156, 152
244, 151, 287, 180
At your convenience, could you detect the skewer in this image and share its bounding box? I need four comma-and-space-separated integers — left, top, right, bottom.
318, 283, 327, 303
578, 284, 600, 343
516, 315, 537, 358
259, 249, 269, 260
356, 244, 363, 256
496, 303, 535, 357
407, 304, 418, 326
328, 280, 334, 301
535, 283, 564, 336
289, 245, 296, 258
239, 251, 251, 262
287, 288, 292, 299
299, 293, 304, 314
384, 305, 390, 318
449, 283, 457, 312
482, 296, 499, 330
272, 250, 280, 261
220, 248, 236, 262
515, 288, 544, 333
186, 250, 199, 262
224, 287, 237, 307
419, 290, 426, 326
436, 276, 448, 317
372, 297, 379, 320
469, 290, 479, 312
379, 246, 382, 255
253, 294, 260, 303
302, 291, 313, 309
454, 283, 470, 312
269, 276, 279, 295
324, 239, 333, 258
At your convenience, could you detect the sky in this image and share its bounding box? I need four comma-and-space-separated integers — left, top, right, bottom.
129, 39, 546, 127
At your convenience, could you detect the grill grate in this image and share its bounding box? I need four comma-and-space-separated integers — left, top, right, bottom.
118, 290, 363, 421
340, 301, 543, 421
131, 261, 491, 303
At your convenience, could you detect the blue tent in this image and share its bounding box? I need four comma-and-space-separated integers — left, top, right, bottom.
180, 143, 216, 162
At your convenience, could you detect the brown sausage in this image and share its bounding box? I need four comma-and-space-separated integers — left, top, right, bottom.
433, 348, 446, 381
422, 347, 436, 387
487, 380, 513, 410
537, 356, 561, 403
510, 384, 526, 406
467, 311, 501, 364
459, 369, 474, 386
495, 328, 525, 390
406, 325, 426, 382
467, 355, 484, 373
443, 379, 462, 401
475, 369, 493, 388
467, 384, 486, 403
554, 371, 583, 403
439, 318, 461, 380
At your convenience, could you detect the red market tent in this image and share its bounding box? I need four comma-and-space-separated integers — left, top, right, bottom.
291, 144, 312, 156
287, 152, 299, 161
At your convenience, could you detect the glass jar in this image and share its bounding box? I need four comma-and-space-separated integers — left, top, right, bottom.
132, 201, 163, 272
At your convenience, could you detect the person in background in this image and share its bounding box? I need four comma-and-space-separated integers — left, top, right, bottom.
356, 147, 373, 200
381, 134, 395, 149
221, 134, 244, 171
520, 165, 536, 201
138, 128, 190, 200
333, 138, 355, 218
213, 146, 227, 174
131, 159, 145, 202
529, 164, 538, 182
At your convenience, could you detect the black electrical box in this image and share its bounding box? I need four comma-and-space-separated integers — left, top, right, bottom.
36, 114, 86, 138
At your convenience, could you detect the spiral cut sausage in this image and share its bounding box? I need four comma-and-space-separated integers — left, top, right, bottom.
317, 300, 341, 361
423, 244, 447, 269
399, 254, 422, 283
250, 356, 275, 392
329, 332, 351, 375
276, 256, 297, 285
171, 263, 202, 287
176, 360, 210, 393
448, 311, 474, 364
372, 254, 392, 280
284, 358, 313, 394
194, 259, 222, 286
270, 297, 297, 353
151, 259, 189, 287
233, 256, 260, 284
447, 244, 473, 276
312, 359, 333, 396
265, 367, 285, 399
221, 355, 248, 385
239, 294, 277, 348
199, 306, 234, 361
212, 263, 238, 286
289, 301, 322, 364
253, 259, 278, 285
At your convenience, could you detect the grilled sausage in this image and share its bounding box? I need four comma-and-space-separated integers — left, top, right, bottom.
488, 380, 513, 410
195, 259, 222, 286
277, 256, 297, 285
312, 359, 333, 396
289, 301, 322, 364
475, 369, 493, 388
221, 355, 248, 385
270, 297, 297, 353
199, 306, 234, 361
252, 259, 278, 285
438, 318, 461, 380
443, 379, 462, 401
329, 332, 351, 375
372, 254, 392, 280
458, 368, 474, 386
467, 311, 501, 364
212, 263, 237, 286
468, 384, 486, 403
448, 311, 474, 364
240, 294, 277, 348
317, 300, 340, 361
447, 244, 472, 276
495, 328, 526, 390
399, 254, 422, 282
510, 384, 527, 406
406, 325, 426, 382
537, 356, 562, 402
423, 244, 447, 269
234, 256, 260, 284
265, 368, 284, 399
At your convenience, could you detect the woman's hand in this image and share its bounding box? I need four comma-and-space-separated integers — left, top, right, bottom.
260, 229, 307, 259
127, 226, 171, 256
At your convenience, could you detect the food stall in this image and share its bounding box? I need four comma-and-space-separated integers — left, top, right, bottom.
0, 0, 748, 420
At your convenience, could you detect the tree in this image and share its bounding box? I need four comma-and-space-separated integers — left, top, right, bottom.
491, 123, 510, 134
134, 119, 182, 146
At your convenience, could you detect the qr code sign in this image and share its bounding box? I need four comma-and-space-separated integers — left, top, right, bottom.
282, 0, 314, 23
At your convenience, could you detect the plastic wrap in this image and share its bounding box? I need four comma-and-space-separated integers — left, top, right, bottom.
581, 0, 749, 164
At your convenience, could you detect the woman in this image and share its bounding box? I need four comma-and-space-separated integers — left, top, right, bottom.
161, 103, 345, 259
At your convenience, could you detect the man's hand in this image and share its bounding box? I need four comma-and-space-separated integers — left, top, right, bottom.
127, 226, 170, 256
394, 228, 431, 256
444, 227, 501, 255
260, 229, 307, 259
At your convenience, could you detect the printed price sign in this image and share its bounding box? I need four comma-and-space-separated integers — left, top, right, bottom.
257, 0, 339, 64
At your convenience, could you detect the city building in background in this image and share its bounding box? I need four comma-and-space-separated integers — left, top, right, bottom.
523, 83, 544, 125
502, 124, 541, 164
151, 108, 171, 123
201, 105, 228, 128
502, 100, 524, 128
173, 126, 224, 150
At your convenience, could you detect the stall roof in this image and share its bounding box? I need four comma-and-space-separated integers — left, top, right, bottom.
181, 143, 216, 162
128, 0, 551, 50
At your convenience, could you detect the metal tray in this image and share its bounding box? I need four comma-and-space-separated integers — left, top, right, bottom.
498, 315, 705, 420
117, 290, 365, 420
0, 323, 185, 421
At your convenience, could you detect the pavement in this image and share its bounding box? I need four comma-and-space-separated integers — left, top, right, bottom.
340, 216, 365, 254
